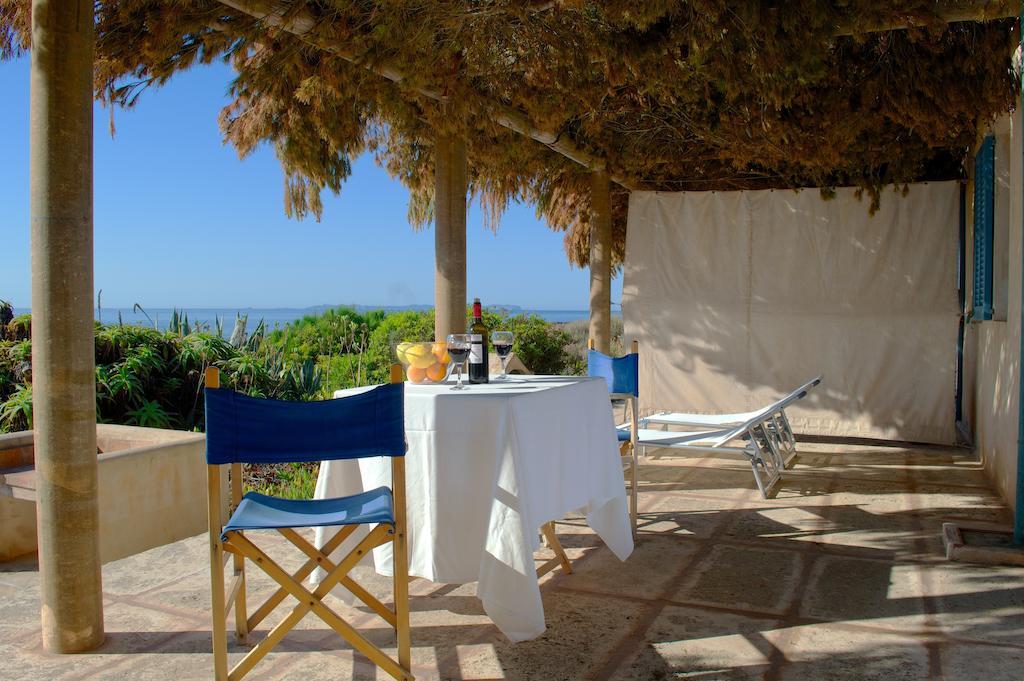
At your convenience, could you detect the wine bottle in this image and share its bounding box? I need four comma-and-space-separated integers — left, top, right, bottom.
469, 298, 489, 383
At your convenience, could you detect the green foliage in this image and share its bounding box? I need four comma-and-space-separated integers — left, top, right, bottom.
265, 307, 383, 363
0, 316, 323, 435
476, 310, 580, 375
363, 310, 436, 385
0, 300, 12, 328
0, 308, 601, 497
245, 462, 319, 500
0, 383, 31, 431
7, 314, 30, 341
125, 399, 174, 429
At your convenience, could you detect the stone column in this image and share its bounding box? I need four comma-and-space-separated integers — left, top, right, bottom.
30, 0, 104, 652
589, 169, 612, 354
434, 132, 468, 341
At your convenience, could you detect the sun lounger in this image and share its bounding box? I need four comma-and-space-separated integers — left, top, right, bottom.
641, 376, 822, 468
626, 413, 787, 498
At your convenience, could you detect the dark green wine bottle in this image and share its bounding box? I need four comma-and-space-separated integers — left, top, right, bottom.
469, 298, 489, 383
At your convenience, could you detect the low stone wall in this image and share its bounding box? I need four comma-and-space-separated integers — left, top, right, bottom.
0, 424, 214, 563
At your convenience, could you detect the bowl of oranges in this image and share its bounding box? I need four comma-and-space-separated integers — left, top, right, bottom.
395, 341, 451, 384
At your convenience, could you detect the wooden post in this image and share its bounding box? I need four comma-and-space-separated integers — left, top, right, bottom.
434, 132, 468, 342
30, 0, 104, 653
589, 170, 612, 354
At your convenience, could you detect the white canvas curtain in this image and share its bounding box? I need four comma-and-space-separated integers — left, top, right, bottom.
623, 182, 960, 444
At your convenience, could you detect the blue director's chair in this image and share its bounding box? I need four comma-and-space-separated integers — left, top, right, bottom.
588, 339, 639, 535
204, 365, 412, 681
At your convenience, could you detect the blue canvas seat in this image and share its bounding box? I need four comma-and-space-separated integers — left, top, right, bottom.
588, 339, 640, 536
222, 487, 395, 537
203, 365, 413, 681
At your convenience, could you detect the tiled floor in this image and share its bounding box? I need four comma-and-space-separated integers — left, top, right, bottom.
3, 442, 1024, 680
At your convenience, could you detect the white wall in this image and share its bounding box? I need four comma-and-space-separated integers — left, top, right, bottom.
969, 108, 1022, 515
623, 183, 961, 444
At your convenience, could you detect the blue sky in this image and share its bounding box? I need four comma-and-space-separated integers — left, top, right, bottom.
1, 56, 622, 311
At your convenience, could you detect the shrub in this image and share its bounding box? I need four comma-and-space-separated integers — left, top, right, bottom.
0, 317, 322, 435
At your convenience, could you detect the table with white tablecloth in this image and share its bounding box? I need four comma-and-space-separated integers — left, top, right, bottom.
313, 375, 634, 642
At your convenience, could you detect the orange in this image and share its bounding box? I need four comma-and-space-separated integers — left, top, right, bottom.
431, 341, 450, 364
407, 366, 428, 383
425, 362, 447, 382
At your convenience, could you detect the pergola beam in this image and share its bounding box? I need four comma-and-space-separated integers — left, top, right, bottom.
215, 0, 639, 190
834, 0, 1017, 35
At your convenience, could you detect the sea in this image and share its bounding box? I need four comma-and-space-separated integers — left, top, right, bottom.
10, 304, 620, 334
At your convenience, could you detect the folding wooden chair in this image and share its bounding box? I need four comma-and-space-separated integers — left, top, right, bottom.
204, 364, 412, 681
588, 338, 640, 536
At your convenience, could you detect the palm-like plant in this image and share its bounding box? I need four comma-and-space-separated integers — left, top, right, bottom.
125, 399, 174, 429
0, 299, 13, 331
0, 384, 32, 431
101, 363, 144, 403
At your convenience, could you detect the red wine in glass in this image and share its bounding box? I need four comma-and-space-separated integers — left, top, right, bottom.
492, 331, 514, 380
446, 334, 471, 390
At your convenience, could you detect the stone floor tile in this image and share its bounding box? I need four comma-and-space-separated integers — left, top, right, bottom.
2, 441, 1021, 680
799, 556, 927, 624
610, 604, 783, 680
938, 642, 1024, 681
771, 623, 931, 681
451, 591, 645, 681
915, 562, 1024, 644
551, 534, 700, 601
672, 544, 803, 614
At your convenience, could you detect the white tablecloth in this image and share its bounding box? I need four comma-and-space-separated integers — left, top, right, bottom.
313, 375, 634, 642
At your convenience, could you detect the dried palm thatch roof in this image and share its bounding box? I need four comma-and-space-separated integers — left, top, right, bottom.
1, 1, 1019, 265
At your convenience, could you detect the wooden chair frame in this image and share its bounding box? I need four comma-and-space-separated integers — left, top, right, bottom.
205, 365, 413, 681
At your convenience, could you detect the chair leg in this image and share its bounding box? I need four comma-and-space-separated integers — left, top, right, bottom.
210, 534, 229, 681
233, 550, 248, 644
392, 526, 412, 676
778, 410, 798, 467
540, 522, 573, 575
748, 430, 781, 499
629, 443, 638, 537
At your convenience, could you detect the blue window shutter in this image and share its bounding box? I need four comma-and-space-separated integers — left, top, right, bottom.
973, 136, 995, 321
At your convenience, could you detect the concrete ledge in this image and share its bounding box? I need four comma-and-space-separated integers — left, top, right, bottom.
0, 424, 220, 563
942, 521, 1024, 566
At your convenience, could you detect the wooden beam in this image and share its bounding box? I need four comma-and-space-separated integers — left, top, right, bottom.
834, 0, 1016, 35
214, 0, 639, 190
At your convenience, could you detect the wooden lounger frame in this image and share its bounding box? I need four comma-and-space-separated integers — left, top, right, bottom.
205, 364, 413, 681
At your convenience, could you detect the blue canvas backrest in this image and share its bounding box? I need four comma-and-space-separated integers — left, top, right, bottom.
588, 349, 639, 397
204, 382, 405, 465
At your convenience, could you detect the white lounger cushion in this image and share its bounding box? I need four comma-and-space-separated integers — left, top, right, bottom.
644, 376, 821, 428
631, 427, 739, 449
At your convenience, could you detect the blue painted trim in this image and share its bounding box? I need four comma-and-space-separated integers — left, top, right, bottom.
956, 184, 966, 426
974, 136, 995, 321
1016, 2, 1024, 546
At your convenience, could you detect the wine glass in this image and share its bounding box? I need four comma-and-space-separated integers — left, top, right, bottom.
492, 331, 514, 380
446, 334, 471, 390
